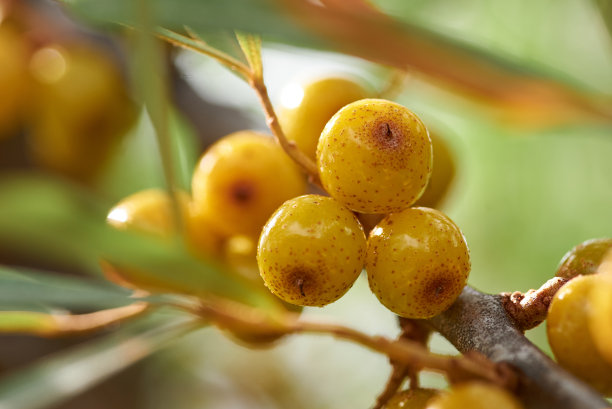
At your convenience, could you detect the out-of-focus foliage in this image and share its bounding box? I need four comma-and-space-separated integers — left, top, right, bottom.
0, 0, 611, 408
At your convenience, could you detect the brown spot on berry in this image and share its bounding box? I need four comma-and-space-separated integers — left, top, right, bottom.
229, 180, 256, 205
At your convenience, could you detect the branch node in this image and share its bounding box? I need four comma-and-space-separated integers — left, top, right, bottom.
501, 277, 568, 332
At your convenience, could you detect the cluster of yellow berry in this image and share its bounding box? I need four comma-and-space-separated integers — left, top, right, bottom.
259, 77, 470, 319
0, 15, 134, 182
103, 74, 468, 323
546, 238, 612, 395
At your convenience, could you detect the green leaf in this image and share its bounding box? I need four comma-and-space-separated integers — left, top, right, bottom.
0, 311, 57, 335
0, 265, 133, 311
0, 318, 200, 409
236, 31, 263, 80
594, 0, 612, 41
184, 27, 248, 66
64, 0, 317, 47
156, 27, 249, 78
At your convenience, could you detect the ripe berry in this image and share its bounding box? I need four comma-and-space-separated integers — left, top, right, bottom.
104, 188, 222, 291
366, 207, 470, 319
555, 238, 612, 279
317, 99, 432, 214
278, 76, 368, 162
413, 132, 456, 208
27, 44, 135, 182
0, 23, 28, 137
546, 274, 612, 395
383, 388, 439, 409
257, 194, 366, 307
191, 131, 306, 238
426, 382, 524, 409
589, 270, 612, 367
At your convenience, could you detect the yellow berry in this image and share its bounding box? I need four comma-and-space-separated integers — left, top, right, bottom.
317, 99, 432, 214
257, 194, 366, 307
555, 238, 612, 280
27, 44, 135, 182
104, 189, 222, 291
589, 271, 612, 367
546, 274, 612, 395
224, 234, 260, 280
0, 23, 29, 137
414, 132, 456, 208
383, 388, 440, 409
366, 207, 470, 319
191, 131, 306, 238
426, 382, 524, 409
278, 76, 368, 162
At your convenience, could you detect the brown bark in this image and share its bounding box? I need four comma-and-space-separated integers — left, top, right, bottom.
426, 286, 610, 409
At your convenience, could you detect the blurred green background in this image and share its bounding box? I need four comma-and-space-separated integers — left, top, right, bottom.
0, 0, 611, 408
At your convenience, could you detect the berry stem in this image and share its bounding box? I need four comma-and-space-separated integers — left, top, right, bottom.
372, 363, 409, 409
156, 27, 323, 185
250, 78, 322, 186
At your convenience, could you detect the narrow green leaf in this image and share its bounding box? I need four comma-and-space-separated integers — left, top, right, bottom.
156, 27, 250, 78
0, 319, 200, 409
184, 26, 248, 66
0, 265, 133, 311
0, 311, 56, 335
594, 0, 612, 41
236, 31, 263, 80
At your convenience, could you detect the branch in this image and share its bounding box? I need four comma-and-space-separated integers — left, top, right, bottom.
426, 286, 609, 409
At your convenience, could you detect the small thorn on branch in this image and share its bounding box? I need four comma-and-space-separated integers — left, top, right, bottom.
500, 277, 568, 332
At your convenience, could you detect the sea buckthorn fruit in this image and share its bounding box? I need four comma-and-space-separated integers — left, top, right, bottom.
191, 131, 306, 238
257, 194, 366, 307
317, 99, 432, 214
546, 274, 612, 395
366, 207, 470, 319
278, 76, 368, 162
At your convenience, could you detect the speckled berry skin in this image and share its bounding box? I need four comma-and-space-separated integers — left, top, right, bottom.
257, 194, 366, 307
590, 271, 612, 367
383, 388, 439, 409
317, 99, 432, 214
192, 131, 306, 238
366, 207, 470, 319
278, 76, 368, 162
547, 274, 612, 395
555, 238, 612, 279
413, 132, 456, 209
426, 382, 524, 409
103, 189, 223, 291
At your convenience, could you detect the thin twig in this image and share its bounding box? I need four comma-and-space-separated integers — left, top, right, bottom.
190, 298, 514, 388
0, 303, 151, 337
250, 78, 322, 185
